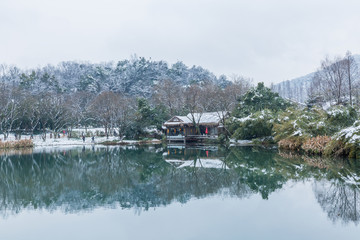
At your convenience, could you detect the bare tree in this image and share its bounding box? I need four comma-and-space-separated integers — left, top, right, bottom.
228, 74, 253, 102
152, 79, 184, 116
66, 91, 96, 132
20, 94, 41, 138
184, 84, 204, 134
344, 51, 359, 106
45, 94, 70, 138
0, 84, 21, 140
312, 56, 347, 105
115, 95, 136, 139
198, 82, 219, 112
311, 52, 360, 106
88, 91, 121, 138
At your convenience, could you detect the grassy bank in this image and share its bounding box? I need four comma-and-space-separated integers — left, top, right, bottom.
0, 139, 34, 149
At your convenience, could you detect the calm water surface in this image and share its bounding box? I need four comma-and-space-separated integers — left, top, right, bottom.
0, 145, 360, 239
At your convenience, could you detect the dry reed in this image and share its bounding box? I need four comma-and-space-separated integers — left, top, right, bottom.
0, 139, 34, 149
301, 136, 331, 155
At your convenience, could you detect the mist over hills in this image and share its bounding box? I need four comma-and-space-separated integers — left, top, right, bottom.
273, 55, 360, 103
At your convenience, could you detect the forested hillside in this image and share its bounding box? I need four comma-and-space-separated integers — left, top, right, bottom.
0, 57, 252, 139
0, 57, 230, 97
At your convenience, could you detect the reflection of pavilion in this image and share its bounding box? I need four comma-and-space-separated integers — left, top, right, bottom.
164, 145, 229, 169
165, 158, 229, 169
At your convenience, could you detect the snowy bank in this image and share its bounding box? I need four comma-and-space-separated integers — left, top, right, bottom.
1, 133, 162, 149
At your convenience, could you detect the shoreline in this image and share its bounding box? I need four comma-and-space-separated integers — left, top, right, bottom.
1, 134, 355, 160
0, 134, 163, 149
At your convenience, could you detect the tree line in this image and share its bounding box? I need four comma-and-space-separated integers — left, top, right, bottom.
0, 56, 230, 97
309, 51, 359, 106
0, 58, 252, 140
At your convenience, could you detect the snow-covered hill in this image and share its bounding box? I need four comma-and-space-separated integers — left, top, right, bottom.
0, 57, 231, 98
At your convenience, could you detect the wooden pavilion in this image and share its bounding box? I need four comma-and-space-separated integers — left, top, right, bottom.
162, 112, 228, 143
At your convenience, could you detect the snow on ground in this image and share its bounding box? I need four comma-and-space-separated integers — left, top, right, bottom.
229, 139, 253, 145
0, 132, 161, 149
233, 115, 252, 123
32, 135, 119, 147
292, 130, 303, 136
335, 121, 360, 143
327, 107, 349, 117
322, 101, 331, 110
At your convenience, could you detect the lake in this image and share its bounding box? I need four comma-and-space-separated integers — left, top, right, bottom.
0, 145, 359, 239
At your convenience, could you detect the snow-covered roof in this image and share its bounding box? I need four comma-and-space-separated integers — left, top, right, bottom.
163, 112, 228, 126
177, 116, 191, 122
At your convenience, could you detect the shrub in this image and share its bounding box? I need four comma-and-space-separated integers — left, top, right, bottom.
325, 105, 358, 134
69, 131, 80, 138
273, 106, 328, 142
217, 133, 228, 144
95, 130, 106, 136
278, 136, 306, 151
0, 139, 34, 149
251, 136, 275, 145
345, 143, 360, 159
301, 136, 331, 155
231, 110, 274, 140
324, 139, 347, 157
324, 120, 360, 158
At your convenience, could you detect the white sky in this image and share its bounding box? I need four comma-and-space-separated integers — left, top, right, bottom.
1, 0, 360, 84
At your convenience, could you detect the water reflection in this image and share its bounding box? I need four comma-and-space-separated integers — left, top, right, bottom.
0, 145, 360, 225
314, 180, 360, 225
279, 150, 360, 225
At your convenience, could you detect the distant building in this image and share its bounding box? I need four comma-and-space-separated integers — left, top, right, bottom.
162, 112, 229, 143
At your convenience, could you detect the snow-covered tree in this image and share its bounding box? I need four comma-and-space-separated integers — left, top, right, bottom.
233, 82, 290, 118
0, 84, 21, 139
152, 79, 185, 116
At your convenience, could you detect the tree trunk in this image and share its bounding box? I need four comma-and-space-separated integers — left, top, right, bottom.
348, 59, 353, 106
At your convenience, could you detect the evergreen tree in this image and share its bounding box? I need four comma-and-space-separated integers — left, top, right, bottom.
233, 82, 290, 118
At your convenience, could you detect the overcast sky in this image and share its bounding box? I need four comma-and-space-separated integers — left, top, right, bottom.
1, 0, 360, 85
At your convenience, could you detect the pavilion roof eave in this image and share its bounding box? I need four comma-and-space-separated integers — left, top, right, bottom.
163, 122, 220, 127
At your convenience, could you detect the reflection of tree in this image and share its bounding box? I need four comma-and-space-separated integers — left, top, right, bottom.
0, 146, 253, 217
1, 145, 360, 225
166, 146, 309, 200
225, 146, 299, 199
280, 150, 360, 224
314, 180, 360, 225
